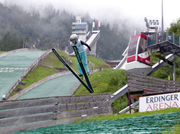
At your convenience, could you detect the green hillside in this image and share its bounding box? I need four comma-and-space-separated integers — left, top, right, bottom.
10, 50, 110, 96
9, 50, 128, 112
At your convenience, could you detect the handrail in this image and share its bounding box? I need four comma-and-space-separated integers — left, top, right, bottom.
148, 32, 180, 46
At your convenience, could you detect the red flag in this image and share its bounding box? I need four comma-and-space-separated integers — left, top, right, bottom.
98, 21, 100, 27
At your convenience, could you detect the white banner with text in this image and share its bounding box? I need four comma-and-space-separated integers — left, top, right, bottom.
139, 92, 180, 112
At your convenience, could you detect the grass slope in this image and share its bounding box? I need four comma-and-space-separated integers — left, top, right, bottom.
0, 51, 5, 54
74, 68, 127, 95
10, 51, 110, 97
8, 50, 180, 133
76, 107, 180, 123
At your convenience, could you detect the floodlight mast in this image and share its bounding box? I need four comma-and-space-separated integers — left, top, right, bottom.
144, 17, 159, 34
144, 17, 149, 31
162, 0, 164, 32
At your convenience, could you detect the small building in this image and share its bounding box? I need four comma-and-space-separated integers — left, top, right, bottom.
105, 60, 121, 68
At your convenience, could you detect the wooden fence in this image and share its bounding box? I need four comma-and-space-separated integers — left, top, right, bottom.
127, 72, 180, 94
0, 93, 112, 134
126, 72, 180, 113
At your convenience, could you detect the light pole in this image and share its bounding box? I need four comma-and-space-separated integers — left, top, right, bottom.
162, 0, 164, 32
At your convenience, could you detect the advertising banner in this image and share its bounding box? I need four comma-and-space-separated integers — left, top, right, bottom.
139, 92, 180, 112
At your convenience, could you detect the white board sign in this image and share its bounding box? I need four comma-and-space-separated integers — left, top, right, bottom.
139, 92, 180, 112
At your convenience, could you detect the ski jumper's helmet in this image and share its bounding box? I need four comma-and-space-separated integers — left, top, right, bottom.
70, 34, 78, 41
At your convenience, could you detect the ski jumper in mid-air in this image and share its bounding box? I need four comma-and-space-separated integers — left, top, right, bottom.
69, 34, 91, 79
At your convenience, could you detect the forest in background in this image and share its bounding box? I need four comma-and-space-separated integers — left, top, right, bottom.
0, 2, 142, 60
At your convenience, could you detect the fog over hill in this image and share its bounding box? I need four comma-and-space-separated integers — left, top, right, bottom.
0, 0, 179, 59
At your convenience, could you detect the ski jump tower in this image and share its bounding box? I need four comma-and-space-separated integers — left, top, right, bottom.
71, 16, 100, 56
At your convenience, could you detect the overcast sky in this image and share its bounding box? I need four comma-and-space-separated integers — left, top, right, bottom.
0, 0, 180, 30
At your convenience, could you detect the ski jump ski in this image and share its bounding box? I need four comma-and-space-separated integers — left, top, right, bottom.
72, 46, 93, 91
52, 48, 94, 93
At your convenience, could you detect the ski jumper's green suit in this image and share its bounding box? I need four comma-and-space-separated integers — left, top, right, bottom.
70, 39, 91, 76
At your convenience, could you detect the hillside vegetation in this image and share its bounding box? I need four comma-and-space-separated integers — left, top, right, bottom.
0, 3, 131, 60
74, 69, 126, 95
10, 50, 128, 112
10, 50, 110, 97
8, 49, 180, 134
10, 49, 180, 112
74, 68, 128, 112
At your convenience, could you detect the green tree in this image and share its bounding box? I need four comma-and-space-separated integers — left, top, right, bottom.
169, 18, 180, 35
2, 32, 11, 51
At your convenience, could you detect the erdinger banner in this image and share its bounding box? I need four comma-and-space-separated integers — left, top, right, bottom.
139, 92, 180, 112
